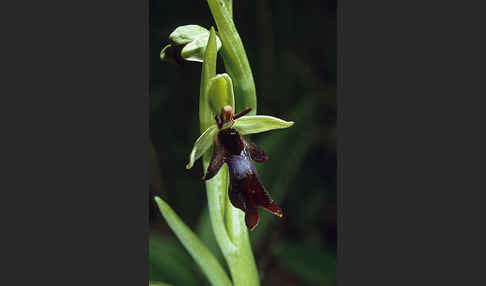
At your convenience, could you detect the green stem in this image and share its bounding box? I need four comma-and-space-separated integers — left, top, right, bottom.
200, 28, 260, 286
223, 0, 232, 16
206, 0, 256, 115
203, 164, 259, 286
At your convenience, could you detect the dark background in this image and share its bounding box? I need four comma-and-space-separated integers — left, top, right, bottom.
149, 0, 337, 285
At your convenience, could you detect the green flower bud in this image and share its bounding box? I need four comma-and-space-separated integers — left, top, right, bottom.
207, 73, 235, 116
160, 25, 222, 63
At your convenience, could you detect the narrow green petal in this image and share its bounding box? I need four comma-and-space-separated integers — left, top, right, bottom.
186, 125, 219, 169
233, 115, 294, 135
207, 73, 235, 115
154, 197, 233, 286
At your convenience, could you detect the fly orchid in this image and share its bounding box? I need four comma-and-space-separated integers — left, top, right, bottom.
187, 103, 293, 230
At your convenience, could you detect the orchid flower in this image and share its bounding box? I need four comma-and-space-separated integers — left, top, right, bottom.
186, 84, 293, 230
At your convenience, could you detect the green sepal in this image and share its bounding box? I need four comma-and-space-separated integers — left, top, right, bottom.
233, 115, 294, 135
186, 125, 219, 169
199, 27, 218, 133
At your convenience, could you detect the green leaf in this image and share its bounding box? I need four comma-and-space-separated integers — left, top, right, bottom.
186, 125, 219, 169
154, 197, 233, 286
207, 73, 235, 115
233, 115, 294, 135
195, 207, 226, 266
199, 27, 218, 133
149, 236, 199, 286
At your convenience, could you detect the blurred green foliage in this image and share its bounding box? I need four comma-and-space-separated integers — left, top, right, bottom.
150, 0, 336, 285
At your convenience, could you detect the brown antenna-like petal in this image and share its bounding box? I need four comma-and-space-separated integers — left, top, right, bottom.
243, 138, 268, 163
233, 107, 252, 120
